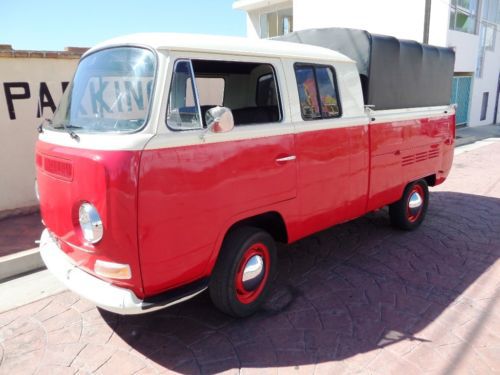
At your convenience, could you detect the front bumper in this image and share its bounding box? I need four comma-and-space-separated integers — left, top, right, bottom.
39, 229, 207, 315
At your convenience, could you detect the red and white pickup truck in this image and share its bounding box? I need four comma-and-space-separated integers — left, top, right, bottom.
36, 28, 456, 317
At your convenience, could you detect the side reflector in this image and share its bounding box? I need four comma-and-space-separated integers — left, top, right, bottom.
94, 260, 131, 280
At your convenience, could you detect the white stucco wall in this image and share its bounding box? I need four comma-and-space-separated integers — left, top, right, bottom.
0, 52, 81, 216
237, 0, 500, 126
428, 0, 451, 46
447, 30, 479, 72
246, 11, 261, 39
447, 29, 500, 126
468, 44, 500, 126
294, 0, 428, 43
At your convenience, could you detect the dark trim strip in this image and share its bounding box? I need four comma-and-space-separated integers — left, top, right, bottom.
141, 277, 209, 310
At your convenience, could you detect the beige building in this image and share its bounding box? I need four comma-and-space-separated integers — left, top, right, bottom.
0, 46, 85, 218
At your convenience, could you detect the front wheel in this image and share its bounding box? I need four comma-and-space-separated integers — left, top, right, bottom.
389, 179, 429, 230
209, 226, 276, 317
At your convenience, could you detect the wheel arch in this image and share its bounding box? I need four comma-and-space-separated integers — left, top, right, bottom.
227, 211, 288, 244
423, 174, 436, 187
204, 210, 289, 276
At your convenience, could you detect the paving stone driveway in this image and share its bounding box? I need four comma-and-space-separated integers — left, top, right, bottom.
1, 141, 500, 374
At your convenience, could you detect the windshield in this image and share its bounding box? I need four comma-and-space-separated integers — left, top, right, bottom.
50, 47, 156, 133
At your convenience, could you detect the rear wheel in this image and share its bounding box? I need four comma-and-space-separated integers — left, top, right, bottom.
389, 179, 429, 230
209, 226, 276, 317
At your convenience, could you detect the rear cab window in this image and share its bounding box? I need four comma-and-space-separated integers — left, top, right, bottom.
294, 64, 341, 120
166, 59, 282, 130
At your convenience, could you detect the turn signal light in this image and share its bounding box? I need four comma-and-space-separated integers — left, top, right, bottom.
94, 260, 131, 280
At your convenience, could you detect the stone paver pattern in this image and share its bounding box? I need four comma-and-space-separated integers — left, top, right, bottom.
1, 141, 500, 374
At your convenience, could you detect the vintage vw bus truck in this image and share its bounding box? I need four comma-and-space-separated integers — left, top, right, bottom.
37, 29, 456, 317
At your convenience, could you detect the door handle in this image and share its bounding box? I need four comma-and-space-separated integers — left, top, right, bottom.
275, 155, 296, 163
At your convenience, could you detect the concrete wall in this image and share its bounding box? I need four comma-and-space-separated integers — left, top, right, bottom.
294, 0, 428, 43
428, 0, 451, 47
448, 30, 479, 72
0, 46, 83, 217
468, 42, 500, 126
293, 0, 459, 49
246, 12, 261, 39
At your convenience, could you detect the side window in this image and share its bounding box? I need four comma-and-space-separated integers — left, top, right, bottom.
315, 67, 340, 118
295, 66, 321, 119
295, 64, 341, 120
191, 59, 282, 126
166, 60, 202, 130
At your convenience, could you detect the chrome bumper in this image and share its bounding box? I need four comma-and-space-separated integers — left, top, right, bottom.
39, 229, 206, 315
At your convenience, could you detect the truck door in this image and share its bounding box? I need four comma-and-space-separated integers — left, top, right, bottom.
287, 61, 369, 234
138, 55, 296, 295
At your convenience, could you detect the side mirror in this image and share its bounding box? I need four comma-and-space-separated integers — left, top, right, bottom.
206, 106, 234, 133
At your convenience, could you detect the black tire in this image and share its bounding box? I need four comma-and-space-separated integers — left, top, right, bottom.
209, 226, 277, 317
389, 179, 429, 230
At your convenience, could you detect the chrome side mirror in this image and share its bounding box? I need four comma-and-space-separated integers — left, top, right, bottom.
206, 106, 234, 133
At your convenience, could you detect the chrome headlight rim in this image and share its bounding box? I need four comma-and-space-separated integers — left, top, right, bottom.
79, 202, 103, 244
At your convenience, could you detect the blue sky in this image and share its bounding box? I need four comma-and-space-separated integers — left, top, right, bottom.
1, 0, 246, 51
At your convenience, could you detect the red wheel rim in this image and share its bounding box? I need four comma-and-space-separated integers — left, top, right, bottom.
406, 185, 425, 222
234, 243, 270, 304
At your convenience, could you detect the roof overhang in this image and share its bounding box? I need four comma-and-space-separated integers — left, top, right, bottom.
233, 0, 292, 11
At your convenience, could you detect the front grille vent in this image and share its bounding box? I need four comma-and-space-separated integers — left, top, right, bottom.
36, 153, 73, 181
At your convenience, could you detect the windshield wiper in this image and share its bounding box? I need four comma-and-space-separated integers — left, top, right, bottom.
52, 123, 82, 141
65, 124, 81, 141
37, 118, 53, 133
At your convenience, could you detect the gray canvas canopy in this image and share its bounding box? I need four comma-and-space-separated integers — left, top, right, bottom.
275, 28, 455, 110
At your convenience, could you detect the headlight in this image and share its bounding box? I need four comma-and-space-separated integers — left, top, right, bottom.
79, 203, 103, 244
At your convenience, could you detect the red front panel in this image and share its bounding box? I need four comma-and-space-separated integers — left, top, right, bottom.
36, 141, 145, 298
138, 134, 297, 296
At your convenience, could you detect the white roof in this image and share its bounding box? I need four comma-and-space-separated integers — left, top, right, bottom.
86, 33, 353, 63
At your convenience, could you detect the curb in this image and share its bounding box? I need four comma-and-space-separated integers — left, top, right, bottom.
0, 248, 45, 282
455, 136, 485, 148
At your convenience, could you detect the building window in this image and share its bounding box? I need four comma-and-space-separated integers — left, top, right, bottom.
482, 0, 500, 24
294, 64, 341, 120
259, 8, 293, 38
476, 0, 499, 77
483, 22, 497, 51
449, 0, 479, 34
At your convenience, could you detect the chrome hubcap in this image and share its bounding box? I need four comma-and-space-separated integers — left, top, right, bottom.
242, 255, 265, 291
408, 191, 423, 217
